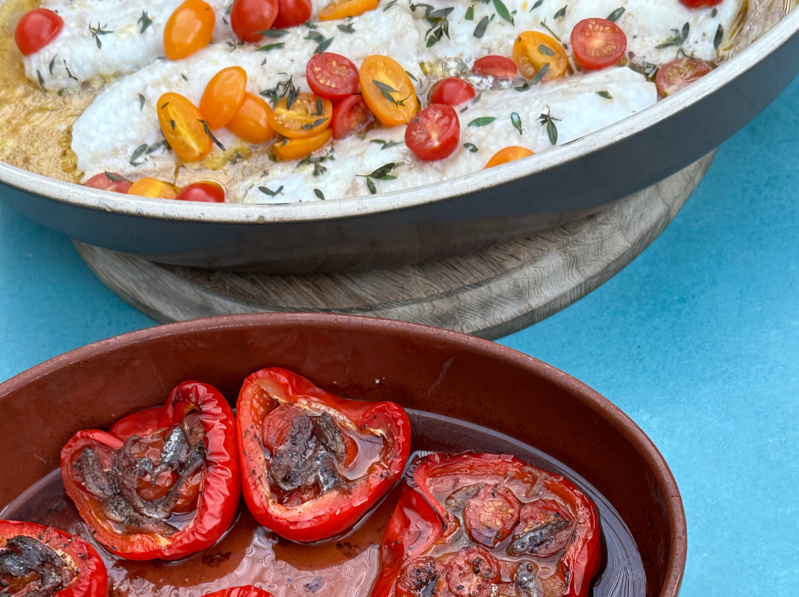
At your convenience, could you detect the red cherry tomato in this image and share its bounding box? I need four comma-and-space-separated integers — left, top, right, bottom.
429, 77, 476, 107
443, 546, 500, 597
15, 8, 63, 56
231, 0, 279, 43
570, 18, 627, 71
462, 483, 521, 548
306, 52, 359, 101
655, 58, 714, 97
471, 55, 517, 79
405, 104, 460, 161
331, 94, 374, 139
680, 0, 722, 7
83, 172, 132, 194
273, 0, 312, 28
176, 181, 226, 202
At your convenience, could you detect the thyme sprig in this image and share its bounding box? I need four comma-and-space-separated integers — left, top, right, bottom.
138, 11, 153, 34
656, 23, 689, 50
538, 107, 560, 145
357, 163, 399, 194
89, 23, 113, 49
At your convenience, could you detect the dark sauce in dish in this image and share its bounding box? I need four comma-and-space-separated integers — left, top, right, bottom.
1, 410, 645, 596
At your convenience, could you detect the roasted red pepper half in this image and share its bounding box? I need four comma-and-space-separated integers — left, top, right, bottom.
237, 367, 412, 542
60, 381, 241, 561
204, 587, 275, 597
0, 520, 108, 596
371, 453, 601, 597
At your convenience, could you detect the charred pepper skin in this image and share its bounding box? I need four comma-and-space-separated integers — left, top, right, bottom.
370, 453, 601, 597
0, 520, 108, 597
236, 367, 412, 543
60, 381, 241, 561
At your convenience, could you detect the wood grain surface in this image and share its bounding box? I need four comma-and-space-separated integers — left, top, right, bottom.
75, 152, 715, 339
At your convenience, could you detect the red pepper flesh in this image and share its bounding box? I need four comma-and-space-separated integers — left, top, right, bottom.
237, 367, 412, 542
0, 519, 108, 597
204, 586, 275, 597
60, 381, 241, 561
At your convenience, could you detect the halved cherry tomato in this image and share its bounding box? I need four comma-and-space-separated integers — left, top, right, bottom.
462, 483, 521, 548
231, 0, 279, 43
128, 178, 177, 199
273, 0, 312, 28
200, 67, 248, 129
164, 0, 215, 60
405, 104, 460, 162
485, 146, 534, 168
331, 94, 374, 139
360, 55, 416, 127
680, 0, 723, 6
307, 52, 359, 101
15, 8, 63, 56
571, 18, 627, 71
273, 129, 332, 161
513, 31, 568, 81
429, 77, 476, 107
227, 93, 277, 143
157, 92, 213, 162
269, 93, 332, 139
655, 58, 714, 97
443, 546, 500, 597
319, 0, 378, 21
176, 181, 226, 202
471, 55, 517, 79
83, 172, 131, 194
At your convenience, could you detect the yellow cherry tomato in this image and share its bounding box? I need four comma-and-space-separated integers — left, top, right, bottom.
128, 177, 178, 199
485, 146, 534, 168
268, 93, 333, 140
164, 0, 215, 61
359, 55, 416, 127
227, 93, 277, 144
319, 0, 378, 21
512, 31, 568, 82
157, 92, 213, 162
200, 67, 248, 129
273, 129, 333, 161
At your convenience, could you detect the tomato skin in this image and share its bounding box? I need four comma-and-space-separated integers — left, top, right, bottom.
83, 172, 131, 194
128, 178, 178, 199
15, 8, 63, 57
319, 0, 378, 21
307, 53, 359, 101
176, 181, 226, 202
462, 483, 521, 548
157, 92, 213, 162
331, 94, 374, 139
273, 0, 312, 28
513, 31, 568, 81
227, 92, 277, 144
405, 104, 460, 162
269, 93, 333, 139
200, 67, 248, 129
205, 588, 275, 597
429, 77, 476, 107
471, 55, 517, 79
656, 58, 714, 97
680, 0, 723, 6
485, 146, 534, 168
164, 0, 215, 60
273, 129, 332, 161
360, 55, 416, 127
571, 18, 627, 71
443, 546, 501, 597
231, 0, 279, 42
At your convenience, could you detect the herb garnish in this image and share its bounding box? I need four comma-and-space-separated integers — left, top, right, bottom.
383, 0, 398, 10
298, 150, 335, 176
357, 163, 399, 194
314, 189, 325, 200
411, 4, 454, 48
130, 144, 149, 166
656, 23, 689, 49
138, 11, 153, 34
301, 118, 329, 131
338, 22, 356, 33
474, 16, 489, 38
465, 5, 474, 20
530, 62, 550, 85
371, 139, 403, 150
539, 21, 561, 42
36, 70, 45, 87
138, 94, 146, 110
714, 24, 724, 50
104, 172, 128, 182
200, 120, 226, 151
261, 74, 299, 108
257, 42, 285, 52
468, 116, 496, 127
511, 112, 523, 134
463, 143, 479, 152
63, 60, 77, 81
607, 7, 624, 22
554, 5, 567, 19
639, 61, 659, 82
259, 185, 284, 197
48, 55, 56, 75
530, 0, 543, 10
373, 80, 410, 106
89, 23, 113, 49
261, 29, 288, 38
596, 90, 613, 99
493, 0, 513, 24
538, 107, 560, 145
538, 44, 554, 56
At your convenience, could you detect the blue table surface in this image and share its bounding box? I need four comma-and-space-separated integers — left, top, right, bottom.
2, 75, 799, 595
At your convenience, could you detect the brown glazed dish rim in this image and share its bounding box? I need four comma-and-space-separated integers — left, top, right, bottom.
0, 313, 687, 596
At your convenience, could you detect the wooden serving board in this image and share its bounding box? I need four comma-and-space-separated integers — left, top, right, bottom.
75, 152, 715, 339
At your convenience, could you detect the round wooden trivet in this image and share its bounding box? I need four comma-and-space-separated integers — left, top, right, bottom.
74, 151, 715, 339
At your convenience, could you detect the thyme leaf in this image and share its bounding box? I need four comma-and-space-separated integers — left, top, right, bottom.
474, 15, 489, 38
530, 0, 543, 10
607, 7, 624, 22
596, 90, 613, 99
463, 142, 479, 152
130, 144, 149, 166
714, 24, 724, 50
538, 44, 554, 56
493, 0, 513, 24
138, 11, 153, 34
259, 185, 284, 197
553, 5, 566, 19
338, 22, 356, 33
89, 23, 113, 49
511, 112, 523, 134
530, 62, 550, 85
200, 120, 226, 151
656, 23, 689, 49
468, 116, 496, 127
314, 188, 325, 200
257, 42, 285, 52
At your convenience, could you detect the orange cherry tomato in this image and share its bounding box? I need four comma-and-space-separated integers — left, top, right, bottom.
200, 67, 248, 129
405, 104, 460, 161
656, 58, 714, 97
318, 0, 378, 21
570, 18, 627, 71
273, 129, 333, 161
164, 0, 215, 61
429, 77, 476, 107
471, 55, 517, 79
227, 92, 277, 144
331, 94, 374, 139
513, 31, 568, 82
273, 0, 312, 28
15, 8, 63, 56
128, 178, 178, 199
485, 146, 534, 169
231, 0, 279, 43
83, 172, 131, 194
307, 53, 359, 101
359, 55, 416, 127
268, 93, 333, 139
157, 92, 213, 162
176, 181, 226, 202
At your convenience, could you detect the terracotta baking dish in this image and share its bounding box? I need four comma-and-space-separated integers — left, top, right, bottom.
0, 314, 685, 595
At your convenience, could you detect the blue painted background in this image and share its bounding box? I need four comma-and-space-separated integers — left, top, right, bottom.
2, 77, 798, 594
